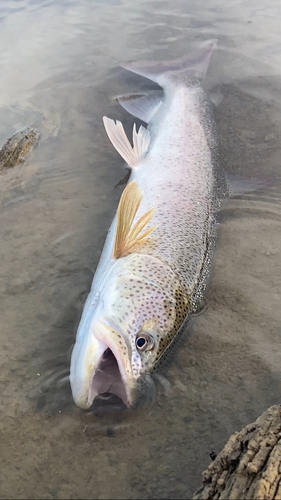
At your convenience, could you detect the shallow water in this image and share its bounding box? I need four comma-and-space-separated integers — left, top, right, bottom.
0, 0, 281, 498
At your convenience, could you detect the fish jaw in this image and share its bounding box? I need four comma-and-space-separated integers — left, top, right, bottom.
70, 318, 141, 409
70, 329, 107, 409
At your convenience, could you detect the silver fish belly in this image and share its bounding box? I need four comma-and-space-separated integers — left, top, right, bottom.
70, 39, 226, 410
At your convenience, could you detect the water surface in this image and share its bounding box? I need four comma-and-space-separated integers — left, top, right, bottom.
0, 0, 281, 498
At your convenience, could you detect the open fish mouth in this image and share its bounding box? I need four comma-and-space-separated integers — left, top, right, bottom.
70, 319, 157, 410
88, 347, 128, 407
70, 320, 136, 410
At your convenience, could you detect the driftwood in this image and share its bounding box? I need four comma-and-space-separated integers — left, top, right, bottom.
193, 405, 281, 500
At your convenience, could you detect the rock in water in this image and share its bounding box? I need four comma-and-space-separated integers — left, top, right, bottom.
0, 127, 40, 172
193, 405, 281, 500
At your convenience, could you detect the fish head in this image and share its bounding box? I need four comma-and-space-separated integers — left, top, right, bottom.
70, 254, 190, 410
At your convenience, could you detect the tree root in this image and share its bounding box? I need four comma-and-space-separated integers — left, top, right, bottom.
193, 405, 281, 500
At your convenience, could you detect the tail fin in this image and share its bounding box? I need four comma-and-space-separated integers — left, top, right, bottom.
121, 39, 217, 88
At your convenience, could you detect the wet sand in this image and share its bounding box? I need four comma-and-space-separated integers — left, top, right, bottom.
0, 0, 281, 498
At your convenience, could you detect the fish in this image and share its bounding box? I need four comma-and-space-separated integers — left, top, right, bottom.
69, 39, 227, 410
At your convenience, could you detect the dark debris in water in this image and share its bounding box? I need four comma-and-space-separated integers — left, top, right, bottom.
106, 427, 115, 437
209, 451, 217, 461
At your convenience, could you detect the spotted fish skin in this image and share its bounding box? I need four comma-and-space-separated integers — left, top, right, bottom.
102, 254, 191, 374
129, 87, 221, 303
70, 40, 226, 410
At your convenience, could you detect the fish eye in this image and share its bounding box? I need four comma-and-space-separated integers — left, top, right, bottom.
136, 333, 155, 351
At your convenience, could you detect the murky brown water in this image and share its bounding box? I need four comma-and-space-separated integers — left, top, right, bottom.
0, 0, 281, 498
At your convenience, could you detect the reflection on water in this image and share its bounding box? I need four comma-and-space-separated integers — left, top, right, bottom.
0, 0, 281, 498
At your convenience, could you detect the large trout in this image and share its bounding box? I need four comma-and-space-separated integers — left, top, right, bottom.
70, 39, 226, 409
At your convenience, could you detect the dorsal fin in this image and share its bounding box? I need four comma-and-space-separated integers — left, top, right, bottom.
103, 117, 150, 168
114, 181, 156, 259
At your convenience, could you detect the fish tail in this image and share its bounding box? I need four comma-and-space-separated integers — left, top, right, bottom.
121, 39, 217, 89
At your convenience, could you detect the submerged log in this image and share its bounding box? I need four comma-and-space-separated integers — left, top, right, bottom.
193, 405, 281, 500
